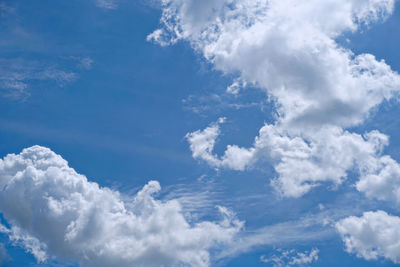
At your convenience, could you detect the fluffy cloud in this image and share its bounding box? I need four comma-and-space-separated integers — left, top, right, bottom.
186, 118, 398, 197
150, 0, 399, 127
336, 210, 400, 263
0, 146, 243, 267
357, 155, 400, 203
152, 0, 400, 198
186, 117, 255, 171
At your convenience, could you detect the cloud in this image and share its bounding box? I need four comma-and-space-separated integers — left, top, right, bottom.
186, 119, 399, 198
0, 59, 78, 100
94, 0, 118, 9
186, 117, 255, 172
182, 92, 269, 116
152, 0, 400, 198
0, 243, 10, 265
356, 155, 400, 203
0, 146, 243, 267
149, 0, 398, 128
0, 2, 14, 17
77, 57, 94, 70
336, 210, 400, 263
260, 248, 319, 267
217, 210, 336, 261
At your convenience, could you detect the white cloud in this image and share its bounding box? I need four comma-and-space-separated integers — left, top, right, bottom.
94, 0, 118, 9
186, 117, 225, 168
186, 119, 398, 197
186, 118, 255, 171
260, 248, 319, 267
152, 0, 400, 198
78, 57, 94, 70
357, 155, 400, 203
336, 210, 400, 263
0, 59, 78, 100
226, 78, 247, 95
150, 0, 398, 128
0, 146, 243, 267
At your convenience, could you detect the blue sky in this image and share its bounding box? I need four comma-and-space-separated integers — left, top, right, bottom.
0, 0, 400, 266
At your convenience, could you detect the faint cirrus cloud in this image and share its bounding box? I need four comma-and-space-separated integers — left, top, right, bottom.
0, 58, 78, 100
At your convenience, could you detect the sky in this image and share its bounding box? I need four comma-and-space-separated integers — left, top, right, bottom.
0, 0, 400, 266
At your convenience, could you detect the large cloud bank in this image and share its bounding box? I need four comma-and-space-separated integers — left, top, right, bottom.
150, 0, 400, 198
0, 146, 243, 267
150, 0, 400, 263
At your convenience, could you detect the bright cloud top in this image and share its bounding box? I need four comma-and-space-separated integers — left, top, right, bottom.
336, 210, 400, 263
149, 0, 399, 128
151, 0, 400, 199
0, 146, 243, 267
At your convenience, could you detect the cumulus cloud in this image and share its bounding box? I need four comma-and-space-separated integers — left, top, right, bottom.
149, 0, 399, 128
356, 155, 400, 203
336, 210, 400, 263
186, 118, 399, 197
0, 146, 243, 267
260, 248, 319, 267
186, 117, 255, 171
152, 0, 400, 198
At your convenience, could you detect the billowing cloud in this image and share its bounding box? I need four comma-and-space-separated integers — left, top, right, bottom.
149, 0, 399, 128
186, 118, 399, 198
0, 146, 243, 267
336, 210, 400, 263
151, 0, 400, 198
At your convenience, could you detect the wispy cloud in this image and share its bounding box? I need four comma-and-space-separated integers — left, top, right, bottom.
260, 248, 319, 267
163, 177, 224, 221
216, 192, 381, 264
217, 214, 332, 262
182, 92, 271, 116
76, 57, 94, 70
0, 243, 10, 265
0, 2, 14, 17
94, 0, 118, 9
0, 58, 87, 100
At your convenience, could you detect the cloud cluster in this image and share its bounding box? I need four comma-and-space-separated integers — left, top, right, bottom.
151, 1, 400, 263
0, 146, 243, 267
336, 210, 400, 263
186, 118, 400, 198
151, 0, 400, 198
